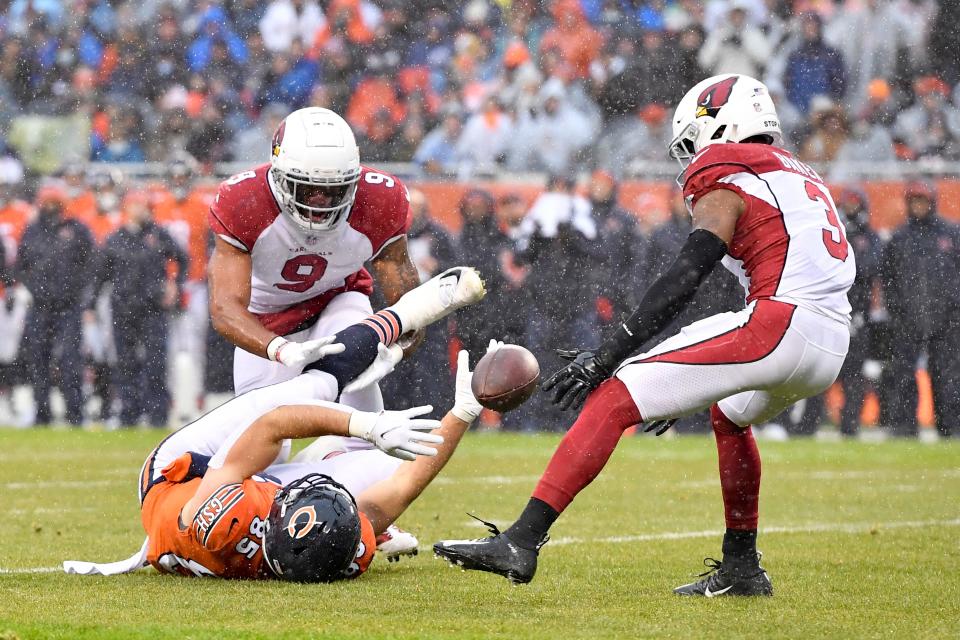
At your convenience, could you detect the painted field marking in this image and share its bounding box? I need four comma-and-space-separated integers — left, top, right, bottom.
3, 518, 959, 576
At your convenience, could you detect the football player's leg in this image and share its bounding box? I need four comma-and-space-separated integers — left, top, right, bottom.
304, 292, 385, 414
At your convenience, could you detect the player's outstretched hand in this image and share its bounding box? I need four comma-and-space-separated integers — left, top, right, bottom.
542, 349, 612, 411
342, 343, 404, 394
273, 336, 346, 369
348, 406, 443, 461
451, 350, 483, 424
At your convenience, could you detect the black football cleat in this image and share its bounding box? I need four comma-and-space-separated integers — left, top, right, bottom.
673, 553, 773, 597
433, 516, 547, 585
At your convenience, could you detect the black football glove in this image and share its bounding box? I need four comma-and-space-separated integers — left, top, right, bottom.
542, 349, 615, 411
643, 419, 677, 436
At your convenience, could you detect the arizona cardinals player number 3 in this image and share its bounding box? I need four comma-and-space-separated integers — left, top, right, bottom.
434, 74, 855, 598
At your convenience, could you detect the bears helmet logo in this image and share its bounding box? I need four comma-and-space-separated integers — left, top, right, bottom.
287, 505, 319, 539
696, 76, 739, 119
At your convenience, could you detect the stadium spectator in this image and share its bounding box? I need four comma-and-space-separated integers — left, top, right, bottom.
454, 188, 516, 358
379, 188, 456, 417
698, 0, 772, 79
595, 103, 673, 175
539, 0, 603, 81
834, 186, 882, 437
232, 103, 287, 164
824, 0, 912, 111
15, 185, 93, 426
90, 191, 187, 427
587, 170, 646, 327
879, 182, 960, 438
515, 174, 600, 431
259, 0, 325, 53
455, 96, 512, 177
799, 100, 849, 163
893, 77, 960, 160
782, 13, 846, 114
414, 110, 464, 176
507, 79, 594, 174
355, 107, 401, 163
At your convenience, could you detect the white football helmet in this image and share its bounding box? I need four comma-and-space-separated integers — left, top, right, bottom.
269, 107, 361, 233
668, 74, 782, 178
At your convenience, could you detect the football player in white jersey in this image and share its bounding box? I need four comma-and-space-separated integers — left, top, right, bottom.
435, 74, 855, 597
207, 107, 422, 406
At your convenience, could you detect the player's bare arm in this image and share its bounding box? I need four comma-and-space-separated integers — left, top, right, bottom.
358, 350, 482, 533
181, 402, 442, 524
369, 236, 425, 354
208, 236, 278, 357
544, 189, 743, 411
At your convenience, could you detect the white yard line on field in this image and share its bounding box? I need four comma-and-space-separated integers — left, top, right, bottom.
461, 517, 960, 544
3, 518, 959, 576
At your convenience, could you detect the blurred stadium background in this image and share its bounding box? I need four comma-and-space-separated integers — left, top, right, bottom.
0, 0, 958, 440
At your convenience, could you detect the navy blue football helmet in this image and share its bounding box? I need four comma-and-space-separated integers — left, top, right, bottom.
262, 473, 362, 582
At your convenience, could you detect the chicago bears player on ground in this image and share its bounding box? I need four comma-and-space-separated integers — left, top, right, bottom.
435, 74, 855, 597
208, 107, 422, 402
64, 267, 486, 581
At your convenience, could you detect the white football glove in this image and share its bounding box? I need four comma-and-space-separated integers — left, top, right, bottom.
451, 349, 484, 424
348, 406, 443, 461
267, 335, 345, 370
342, 343, 404, 394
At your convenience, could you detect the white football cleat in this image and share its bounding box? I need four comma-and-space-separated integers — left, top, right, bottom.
376, 525, 420, 563
387, 267, 485, 333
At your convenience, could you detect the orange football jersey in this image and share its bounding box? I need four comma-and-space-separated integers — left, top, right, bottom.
140, 453, 376, 580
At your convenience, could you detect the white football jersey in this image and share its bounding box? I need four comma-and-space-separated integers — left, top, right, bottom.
683, 143, 856, 324
210, 164, 410, 335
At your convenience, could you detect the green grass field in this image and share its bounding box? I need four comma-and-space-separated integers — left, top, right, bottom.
0, 428, 958, 639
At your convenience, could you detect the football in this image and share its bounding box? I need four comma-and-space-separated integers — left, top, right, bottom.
471, 344, 540, 412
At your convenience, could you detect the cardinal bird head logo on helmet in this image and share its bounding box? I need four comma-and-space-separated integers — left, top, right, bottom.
272, 120, 287, 158
696, 76, 739, 119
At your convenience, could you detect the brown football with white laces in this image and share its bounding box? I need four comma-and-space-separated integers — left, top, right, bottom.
471, 345, 540, 412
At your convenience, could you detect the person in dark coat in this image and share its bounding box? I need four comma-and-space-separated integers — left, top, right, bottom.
879, 181, 960, 438
833, 186, 883, 436
91, 192, 187, 427
377, 188, 458, 418
588, 170, 647, 328
640, 189, 741, 433
16, 185, 94, 426
455, 189, 517, 355
515, 175, 602, 431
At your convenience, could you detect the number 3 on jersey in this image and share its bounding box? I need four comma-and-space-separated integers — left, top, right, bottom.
275, 254, 328, 293
805, 180, 849, 262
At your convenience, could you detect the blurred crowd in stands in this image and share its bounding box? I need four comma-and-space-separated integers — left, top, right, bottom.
0, 0, 958, 180
0, 0, 958, 439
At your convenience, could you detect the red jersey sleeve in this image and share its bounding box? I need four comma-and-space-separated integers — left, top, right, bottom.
682, 143, 783, 207
348, 167, 411, 258
208, 164, 280, 252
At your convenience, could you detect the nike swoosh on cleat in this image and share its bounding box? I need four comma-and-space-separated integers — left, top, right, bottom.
704, 585, 734, 598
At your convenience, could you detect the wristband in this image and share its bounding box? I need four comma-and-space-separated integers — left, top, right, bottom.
266, 336, 288, 362
451, 404, 480, 425
347, 410, 380, 441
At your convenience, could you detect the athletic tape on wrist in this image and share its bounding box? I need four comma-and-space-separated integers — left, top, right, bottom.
266, 336, 288, 362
